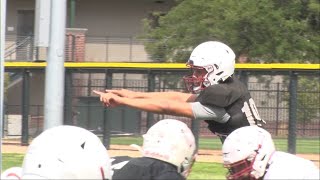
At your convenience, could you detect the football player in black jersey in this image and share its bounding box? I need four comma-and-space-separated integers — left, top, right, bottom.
109, 119, 197, 180
94, 41, 265, 142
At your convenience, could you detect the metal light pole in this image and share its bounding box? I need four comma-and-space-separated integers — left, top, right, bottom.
44, 0, 67, 129
0, 0, 8, 172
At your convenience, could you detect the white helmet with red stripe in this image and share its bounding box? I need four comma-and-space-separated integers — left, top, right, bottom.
142, 119, 197, 177
183, 41, 236, 93
1, 167, 22, 180
21, 125, 111, 179
222, 126, 275, 180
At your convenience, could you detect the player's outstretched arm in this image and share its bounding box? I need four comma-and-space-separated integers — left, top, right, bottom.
105, 89, 196, 102
94, 90, 194, 118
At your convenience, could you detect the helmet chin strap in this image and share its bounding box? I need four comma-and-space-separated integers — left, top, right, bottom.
203, 80, 211, 87
192, 86, 202, 94
192, 78, 211, 94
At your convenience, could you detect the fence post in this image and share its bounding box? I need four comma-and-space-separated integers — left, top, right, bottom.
239, 70, 249, 87
103, 70, 112, 149
21, 69, 30, 145
64, 69, 73, 125
288, 71, 297, 154
276, 82, 280, 136
146, 71, 155, 129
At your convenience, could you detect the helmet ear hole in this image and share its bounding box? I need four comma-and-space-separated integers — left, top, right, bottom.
179, 158, 190, 173
179, 164, 184, 173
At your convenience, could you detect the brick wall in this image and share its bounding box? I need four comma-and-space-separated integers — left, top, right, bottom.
65, 28, 88, 62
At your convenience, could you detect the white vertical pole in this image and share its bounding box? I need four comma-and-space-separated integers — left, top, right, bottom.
34, 0, 51, 47
44, 0, 66, 129
0, 0, 7, 172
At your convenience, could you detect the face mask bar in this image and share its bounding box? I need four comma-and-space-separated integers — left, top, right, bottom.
224, 159, 255, 180
183, 64, 209, 94
183, 75, 205, 94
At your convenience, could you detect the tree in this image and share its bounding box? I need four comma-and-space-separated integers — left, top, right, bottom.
141, 0, 320, 63
140, 0, 320, 123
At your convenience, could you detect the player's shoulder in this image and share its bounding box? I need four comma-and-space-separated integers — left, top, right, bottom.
110, 156, 132, 165
203, 79, 243, 96
270, 152, 317, 170
266, 151, 319, 179
203, 83, 231, 95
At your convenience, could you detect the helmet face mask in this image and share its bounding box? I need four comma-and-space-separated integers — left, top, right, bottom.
224, 153, 257, 180
183, 41, 235, 93
183, 65, 209, 94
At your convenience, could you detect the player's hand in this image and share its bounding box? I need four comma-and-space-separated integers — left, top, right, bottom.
93, 90, 122, 107
105, 89, 136, 98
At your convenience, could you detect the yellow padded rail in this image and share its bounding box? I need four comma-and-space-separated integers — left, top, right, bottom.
4, 62, 320, 70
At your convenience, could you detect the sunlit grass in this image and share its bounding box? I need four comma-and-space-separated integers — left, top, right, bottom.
111, 136, 319, 154
2, 153, 226, 179
2, 153, 24, 171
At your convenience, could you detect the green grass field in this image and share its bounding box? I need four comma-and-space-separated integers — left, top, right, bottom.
2, 153, 24, 171
111, 136, 320, 154
2, 153, 227, 179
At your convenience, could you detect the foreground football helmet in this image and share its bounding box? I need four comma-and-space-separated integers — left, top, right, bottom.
1, 167, 22, 180
222, 126, 275, 180
142, 119, 197, 177
183, 41, 236, 93
21, 125, 111, 179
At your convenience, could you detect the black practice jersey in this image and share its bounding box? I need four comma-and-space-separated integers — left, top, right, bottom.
196, 76, 265, 136
111, 156, 184, 180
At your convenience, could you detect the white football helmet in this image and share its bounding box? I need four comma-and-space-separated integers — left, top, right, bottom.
222, 126, 275, 180
1, 167, 22, 180
183, 41, 236, 93
142, 119, 197, 177
21, 125, 111, 179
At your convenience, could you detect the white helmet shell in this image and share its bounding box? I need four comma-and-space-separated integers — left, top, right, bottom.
21, 125, 111, 179
142, 119, 196, 176
184, 41, 236, 93
222, 126, 275, 179
1, 167, 22, 180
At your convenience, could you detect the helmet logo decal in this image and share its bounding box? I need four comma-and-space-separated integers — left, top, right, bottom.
206, 65, 214, 72
144, 150, 170, 161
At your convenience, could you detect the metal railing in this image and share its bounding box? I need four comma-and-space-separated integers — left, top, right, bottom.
3, 68, 319, 156
5, 35, 154, 62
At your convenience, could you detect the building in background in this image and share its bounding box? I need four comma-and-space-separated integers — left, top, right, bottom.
4, 0, 176, 136
5, 0, 176, 62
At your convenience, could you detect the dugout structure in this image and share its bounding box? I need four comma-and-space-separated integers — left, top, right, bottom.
4, 62, 320, 155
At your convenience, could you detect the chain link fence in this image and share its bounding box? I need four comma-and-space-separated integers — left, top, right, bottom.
3, 68, 319, 156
